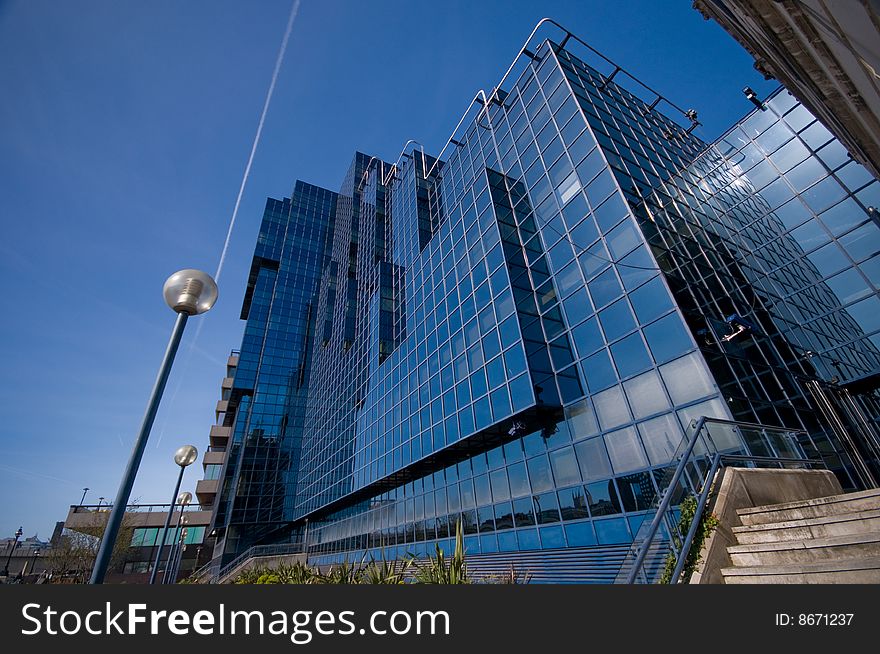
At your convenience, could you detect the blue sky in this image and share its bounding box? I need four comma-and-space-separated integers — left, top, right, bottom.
0, 0, 777, 539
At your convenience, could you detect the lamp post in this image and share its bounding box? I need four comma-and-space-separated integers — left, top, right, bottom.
166, 527, 188, 584
149, 447, 197, 584
97, 497, 105, 509
24, 549, 39, 578
89, 270, 218, 584
3, 527, 23, 577
79, 488, 89, 506
163, 513, 189, 584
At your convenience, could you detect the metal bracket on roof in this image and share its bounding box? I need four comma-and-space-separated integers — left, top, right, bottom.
597, 66, 620, 90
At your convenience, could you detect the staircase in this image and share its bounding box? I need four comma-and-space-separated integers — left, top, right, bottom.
721, 488, 880, 583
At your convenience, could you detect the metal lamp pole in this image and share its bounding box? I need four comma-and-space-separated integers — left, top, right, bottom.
166, 528, 188, 584
79, 488, 89, 506
163, 518, 188, 584
89, 270, 218, 584
3, 527, 23, 577
150, 475, 195, 585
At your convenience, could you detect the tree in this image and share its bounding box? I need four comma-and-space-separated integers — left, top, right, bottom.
43, 509, 137, 583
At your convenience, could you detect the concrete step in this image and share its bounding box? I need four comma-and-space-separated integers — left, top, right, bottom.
721, 556, 880, 584
737, 488, 880, 526
731, 508, 880, 544
728, 531, 880, 567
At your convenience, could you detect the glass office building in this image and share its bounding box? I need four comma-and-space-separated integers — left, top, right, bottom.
209, 34, 880, 579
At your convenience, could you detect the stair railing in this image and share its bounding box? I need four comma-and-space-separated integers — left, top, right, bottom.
621, 416, 822, 584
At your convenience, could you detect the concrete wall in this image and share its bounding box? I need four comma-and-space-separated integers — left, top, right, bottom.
690, 467, 843, 584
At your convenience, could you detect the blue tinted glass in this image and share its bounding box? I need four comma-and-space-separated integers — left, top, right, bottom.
599, 298, 636, 341
564, 521, 597, 546
497, 531, 518, 552
516, 528, 540, 550
562, 288, 593, 326
588, 267, 622, 307
534, 491, 560, 524
513, 496, 536, 526
498, 315, 520, 349
539, 525, 566, 549
628, 277, 672, 323
558, 485, 590, 520
490, 386, 512, 419
527, 455, 554, 493
509, 373, 534, 411
643, 313, 692, 363
610, 332, 652, 378
594, 517, 630, 544
504, 345, 528, 377
581, 349, 617, 392
593, 194, 629, 233
571, 317, 603, 357
586, 479, 621, 516
479, 533, 498, 553
486, 355, 505, 388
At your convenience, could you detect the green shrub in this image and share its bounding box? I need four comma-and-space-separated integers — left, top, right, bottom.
660, 494, 719, 584
412, 521, 470, 584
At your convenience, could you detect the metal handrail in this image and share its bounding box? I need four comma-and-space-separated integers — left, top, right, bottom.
667, 453, 823, 584
217, 542, 306, 581
624, 415, 711, 583
624, 416, 812, 583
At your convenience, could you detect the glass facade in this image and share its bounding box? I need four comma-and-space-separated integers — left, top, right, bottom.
212, 182, 338, 558
211, 36, 880, 577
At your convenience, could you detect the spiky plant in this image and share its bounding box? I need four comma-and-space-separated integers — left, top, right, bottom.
413, 520, 469, 584
318, 560, 363, 584
274, 560, 319, 584
491, 564, 532, 584
360, 556, 412, 584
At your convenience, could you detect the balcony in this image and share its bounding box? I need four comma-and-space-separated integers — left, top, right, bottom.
209, 425, 231, 447
215, 400, 229, 421
227, 352, 240, 368
221, 376, 234, 390
195, 479, 219, 507
203, 449, 226, 466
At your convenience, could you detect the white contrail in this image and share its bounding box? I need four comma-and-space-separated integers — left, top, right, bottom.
156, 1, 300, 448
214, 0, 301, 283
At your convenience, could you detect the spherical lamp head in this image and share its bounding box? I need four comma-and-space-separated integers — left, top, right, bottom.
163, 269, 218, 315
173, 445, 198, 467
177, 491, 193, 506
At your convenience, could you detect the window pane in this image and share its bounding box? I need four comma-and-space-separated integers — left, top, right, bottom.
527, 455, 554, 493
623, 370, 670, 420
604, 426, 649, 474
574, 436, 613, 482
593, 385, 632, 430
659, 353, 716, 405
550, 446, 582, 486
617, 472, 657, 512
638, 413, 684, 465
558, 486, 590, 520
585, 480, 621, 516
533, 491, 561, 524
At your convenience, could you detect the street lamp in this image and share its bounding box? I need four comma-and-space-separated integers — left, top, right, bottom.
79, 488, 90, 506
149, 447, 198, 584
97, 497, 105, 509
26, 549, 39, 578
163, 505, 190, 584
3, 527, 23, 577
162, 510, 192, 584
166, 526, 188, 585
89, 270, 217, 584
